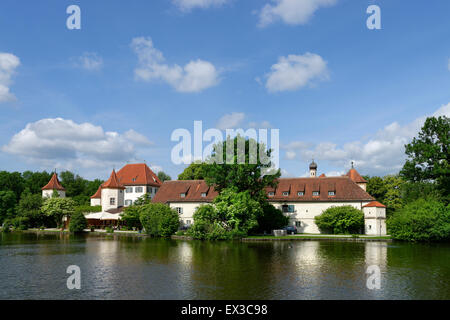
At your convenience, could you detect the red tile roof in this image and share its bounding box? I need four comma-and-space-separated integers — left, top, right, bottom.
153, 177, 374, 204
90, 186, 102, 199
41, 173, 65, 191
103, 170, 125, 189
363, 201, 386, 208
116, 163, 161, 187
345, 168, 367, 183
152, 180, 218, 203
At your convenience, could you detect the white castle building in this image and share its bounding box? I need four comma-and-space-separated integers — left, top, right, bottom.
152, 162, 387, 236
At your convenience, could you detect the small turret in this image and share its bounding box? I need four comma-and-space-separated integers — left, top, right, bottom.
101, 169, 125, 211
309, 160, 317, 177
42, 173, 66, 198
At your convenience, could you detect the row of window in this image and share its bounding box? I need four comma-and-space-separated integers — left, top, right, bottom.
268, 191, 336, 197
180, 192, 207, 198
126, 186, 158, 194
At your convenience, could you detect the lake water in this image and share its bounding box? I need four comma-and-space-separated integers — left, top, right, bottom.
0, 232, 449, 300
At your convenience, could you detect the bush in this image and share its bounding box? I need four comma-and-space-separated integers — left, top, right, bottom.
120, 206, 142, 230
11, 216, 29, 230
139, 203, 180, 237
387, 198, 450, 241
69, 211, 87, 233
2, 219, 12, 233
105, 226, 114, 233
74, 205, 101, 215
315, 206, 364, 234
250, 202, 289, 234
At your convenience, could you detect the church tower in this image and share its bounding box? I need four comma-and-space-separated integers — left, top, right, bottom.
42, 173, 66, 198
101, 169, 125, 211
309, 160, 317, 177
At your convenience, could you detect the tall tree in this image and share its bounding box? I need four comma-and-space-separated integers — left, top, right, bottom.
0, 191, 16, 224
157, 171, 172, 182
178, 162, 208, 180
400, 116, 450, 201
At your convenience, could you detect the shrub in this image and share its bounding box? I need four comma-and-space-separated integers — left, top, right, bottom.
315, 206, 364, 234
2, 219, 12, 233
105, 226, 114, 234
69, 211, 87, 233
74, 205, 101, 215
120, 206, 142, 230
250, 202, 289, 234
139, 203, 180, 237
11, 216, 29, 230
387, 198, 450, 241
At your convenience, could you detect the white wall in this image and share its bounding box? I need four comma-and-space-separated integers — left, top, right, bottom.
124, 185, 159, 206
168, 202, 203, 227
90, 198, 101, 206
101, 188, 124, 211
42, 189, 66, 198
363, 207, 387, 235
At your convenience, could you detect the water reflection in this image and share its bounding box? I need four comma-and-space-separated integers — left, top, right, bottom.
0, 233, 448, 300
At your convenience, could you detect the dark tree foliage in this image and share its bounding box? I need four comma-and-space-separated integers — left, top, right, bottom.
315, 206, 364, 235
17, 190, 45, 227
203, 135, 280, 201
157, 171, 172, 182
139, 203, 180, 237
0, 190, 16, 224
400, 116, 450, 202
178, 162, 208, 180
69, 211, 87, 233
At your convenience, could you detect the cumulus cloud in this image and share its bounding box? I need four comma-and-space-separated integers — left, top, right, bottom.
74, 52, 103, 71
2, 118, 153, 170
173, 0, 229, 11
258, 0, 338, 27
216, 112, 245, 130
282, 103, 450, 176
264, 53, 329, 93
0, 53, 20, 103
131, 37, 219, 93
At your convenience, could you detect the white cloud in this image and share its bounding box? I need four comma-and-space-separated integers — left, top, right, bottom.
131, 37, 219, 93
75, 52, 103, 71
216, 112, 245, 130
173, 0, 229, 11
2, 118, 154, 170
283, 103, 450, 176
0, 53, 20, 103
264, 53, 329, 93
258, 0, 338, 27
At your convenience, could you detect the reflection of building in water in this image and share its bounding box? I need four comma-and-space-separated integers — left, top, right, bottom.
365, 242, 387, 269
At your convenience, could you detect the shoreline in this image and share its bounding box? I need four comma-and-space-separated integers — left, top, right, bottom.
16, 229, 392, 242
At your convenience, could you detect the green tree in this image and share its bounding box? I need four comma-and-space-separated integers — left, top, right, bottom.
383, 175, 405, 215
178, 162, 208, 180
134, 193, 153, 206
22, 171, 52, 195
315, 206, 364, 234
400, 116, 450, 202
41, 198, 76, 228
0, 190, 16, 224
364, 176, 386, 202
139, 203, 180, 237
69, 211, 87, 233
251, 202, 289, 234
17, 190, 44, 227
203, 136, 280, 201
387, 198, 450, 241
120, 206, 142, 230
157, 171, 171, 182
0, 171, 25, 201
213, 188, 262, 234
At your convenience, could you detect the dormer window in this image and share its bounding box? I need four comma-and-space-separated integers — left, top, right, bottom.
180, 193, 186, 198
313, 191, 320, 196
132, 178, 136, 182
297, 191, 304, 196
268, 192, 275, 197
201, 192, 207, 197
328, 191, 336, 196
282, 192, 289, 196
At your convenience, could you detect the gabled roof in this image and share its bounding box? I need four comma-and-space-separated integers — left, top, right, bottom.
41, 173, 65, 191
152, 180, 218, 203
116, 163, 161, 187
153, 177, 374, 204
90, 186, 102, 199
267, 177, 373, 202
345, 168, 367, 183
103, 170, 125, 189
363, 201, 386, 208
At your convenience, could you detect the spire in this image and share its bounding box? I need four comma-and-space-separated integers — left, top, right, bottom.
41, 173, 65, 191
103, 169, 125, 189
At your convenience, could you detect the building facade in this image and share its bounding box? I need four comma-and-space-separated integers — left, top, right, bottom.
152, 162, 387, 236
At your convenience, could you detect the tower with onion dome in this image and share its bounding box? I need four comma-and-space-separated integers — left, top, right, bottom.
309, 160, 317, 177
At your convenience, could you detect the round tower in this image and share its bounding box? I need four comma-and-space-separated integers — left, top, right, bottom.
42, 173, 66, 198
309, 160, 317, 177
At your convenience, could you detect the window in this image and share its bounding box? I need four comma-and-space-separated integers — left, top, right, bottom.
180, 193, 186, 198
176, 207, 183, 214
313, 191, 320, 196
125, 200, 132, 206
110, 198, 115, 205
132, 178, 136, 182
201, 192, 207, 197
135, 187, 143, 193
186, 220, 191, 225
328, 191, 335, 196
282, 205, 295, 213
282, 192, 289, 196
126, 187, 133, 193
295, 221, 302, 227
297, 191, 304, 196
268, 192, 275, 197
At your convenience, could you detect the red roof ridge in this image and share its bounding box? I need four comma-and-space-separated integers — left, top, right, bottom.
363, 201, 386, 208
90, 185, 102, 199
103, 169, 125, 189
345, 168, 367, 183
41, 173, 65, 191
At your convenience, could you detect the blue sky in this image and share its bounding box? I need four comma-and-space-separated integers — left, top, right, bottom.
0, 0, 449, 180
